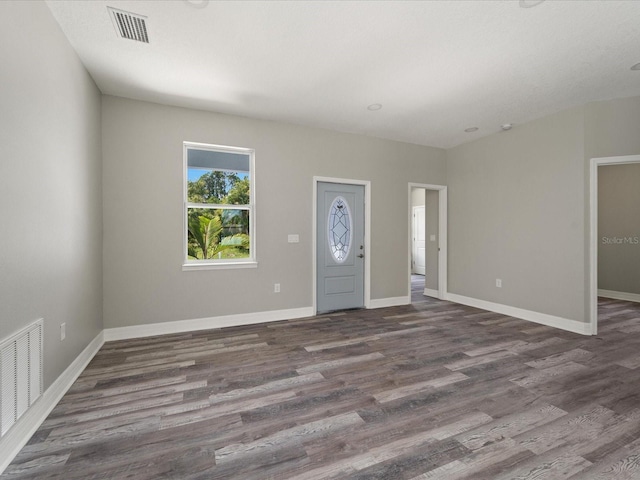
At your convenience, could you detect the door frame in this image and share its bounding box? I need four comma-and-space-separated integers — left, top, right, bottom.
407, 183, 448, 300
313, 176, 371, 315
589, 154, 640, 335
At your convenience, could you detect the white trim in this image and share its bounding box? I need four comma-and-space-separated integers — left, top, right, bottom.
424, 288, 439, 298
589, 155, 640, 336
0, 331, 104, 475
183, 141, 254, 155
438, 188, 448, 298
312, 176, 371, 314
445, 293, 591, 335
369, 296, 411, 309
182, 261, 257, 271
407, 183, 448, 301
598, 289, 640, 304
104, 307, 314, 341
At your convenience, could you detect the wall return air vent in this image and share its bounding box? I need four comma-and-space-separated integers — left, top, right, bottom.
1, 319, 43, 437
107, 7, 149, 43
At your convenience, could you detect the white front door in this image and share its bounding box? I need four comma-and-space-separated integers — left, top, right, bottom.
316, 182, 365, 313
412, 205, 426, 275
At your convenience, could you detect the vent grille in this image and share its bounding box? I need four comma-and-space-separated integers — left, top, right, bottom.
107, 7, 149, 43
0, 319, 43, 437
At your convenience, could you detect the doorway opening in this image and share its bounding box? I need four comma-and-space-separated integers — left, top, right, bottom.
590, 155, 640, 334
408, 183, 447, 303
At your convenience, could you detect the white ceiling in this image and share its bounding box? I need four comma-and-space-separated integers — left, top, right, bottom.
45, 0, 640, 149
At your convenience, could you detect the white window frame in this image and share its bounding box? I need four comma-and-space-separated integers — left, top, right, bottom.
182, 141, 256, 270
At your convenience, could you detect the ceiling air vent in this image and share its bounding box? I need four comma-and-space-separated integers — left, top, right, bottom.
107, 7, 149, 43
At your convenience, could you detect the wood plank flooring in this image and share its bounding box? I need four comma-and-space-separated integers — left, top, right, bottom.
4, 283, 640, 479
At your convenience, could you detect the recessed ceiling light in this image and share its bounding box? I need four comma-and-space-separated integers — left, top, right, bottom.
367, 104, 382, 111
519, 0, 546, 8
631, 63, 640, 71
464, 127, 479, 133
184, 0, 209, 8
501, 124, 513, 131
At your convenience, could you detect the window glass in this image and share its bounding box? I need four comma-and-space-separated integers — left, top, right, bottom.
184, 143, 254, 266
328, 196, 352, 263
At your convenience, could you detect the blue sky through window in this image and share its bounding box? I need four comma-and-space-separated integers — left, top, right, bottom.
188, 168, 249, 182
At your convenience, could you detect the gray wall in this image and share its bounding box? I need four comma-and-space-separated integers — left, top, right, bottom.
411, 188, 425, 208
5, 2, 640, 394
445, 96, 640, 324
0, 1, 103, 388
598, 164, 640, 295
446, 107, 586, 321
425, 190, 439, 292
585, 96, 640, 159
584, 96, 640, 313
102, 96, 446, 328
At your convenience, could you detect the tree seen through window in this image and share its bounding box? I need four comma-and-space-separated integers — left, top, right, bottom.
184, 144, 253, 263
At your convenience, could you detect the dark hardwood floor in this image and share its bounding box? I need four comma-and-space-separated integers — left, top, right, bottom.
4, 287, 640, 479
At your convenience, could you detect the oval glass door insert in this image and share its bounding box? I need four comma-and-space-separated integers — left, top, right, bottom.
327, 196, 353, 263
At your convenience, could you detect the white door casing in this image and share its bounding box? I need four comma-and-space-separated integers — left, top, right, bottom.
407, 183, 448, 301
589, 154, 640, 335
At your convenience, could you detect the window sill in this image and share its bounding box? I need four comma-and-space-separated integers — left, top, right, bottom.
182, 261, 258, 271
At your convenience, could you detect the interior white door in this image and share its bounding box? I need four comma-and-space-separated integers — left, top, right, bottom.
317, 182, 365, 313
412, 205, 426, 275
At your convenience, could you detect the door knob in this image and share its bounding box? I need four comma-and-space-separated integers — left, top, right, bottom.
357, 254, 364, 258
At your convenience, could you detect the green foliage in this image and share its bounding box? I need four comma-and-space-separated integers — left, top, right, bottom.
226, 178, 250, 205
187, 170, 251, 260
187, 171, 243, 204
221, 233, 250, 250
188, 215, 222, 259
187, 215, 250, 260
187, 179, 208, 203
202, 171, 231, 202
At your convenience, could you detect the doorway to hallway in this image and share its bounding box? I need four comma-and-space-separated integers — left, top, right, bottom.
408, 183, 447, 303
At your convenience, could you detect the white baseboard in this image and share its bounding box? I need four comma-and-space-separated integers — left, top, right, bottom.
598, 289, 640, 303
105, 297, 425, 342
445, 293, 592, 336
423, 288, 439, 298
0, 331, 104, 475
369, 296, 411, 309
104, 307, 315, 341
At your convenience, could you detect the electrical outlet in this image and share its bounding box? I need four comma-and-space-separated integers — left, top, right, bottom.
274, 283, 281, 293
496, 279, 502, 288
60, 323, 66, 341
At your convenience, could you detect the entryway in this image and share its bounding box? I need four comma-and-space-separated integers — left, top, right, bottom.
314, 177, 370, 314
408, 183, 447, 302
590, 155, 640, 334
